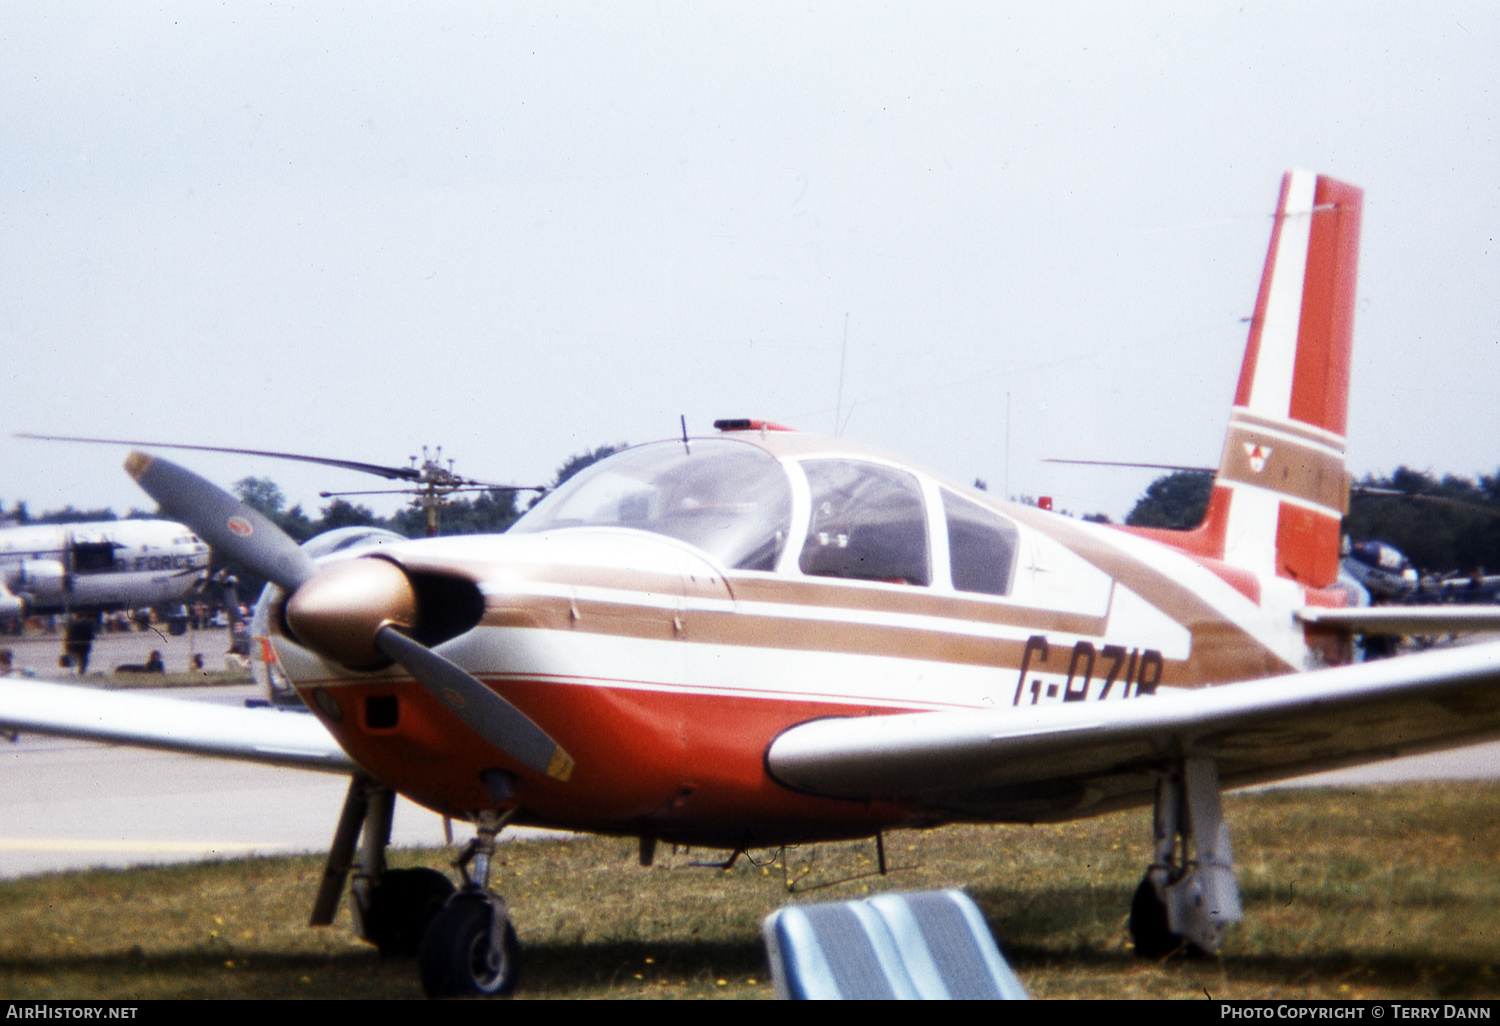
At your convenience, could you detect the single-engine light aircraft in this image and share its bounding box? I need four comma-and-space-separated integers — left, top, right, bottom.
0, 519, 209, 618
7, 170, 1500, 998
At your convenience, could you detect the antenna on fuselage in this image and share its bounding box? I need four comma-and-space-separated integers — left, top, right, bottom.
680, 415, 691, 456
835, 312, 849, 435
1005, 391, 1011, 502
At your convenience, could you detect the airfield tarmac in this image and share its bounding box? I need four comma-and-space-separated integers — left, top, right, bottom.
0, 628, 552, 878
1, 627, 1496, 878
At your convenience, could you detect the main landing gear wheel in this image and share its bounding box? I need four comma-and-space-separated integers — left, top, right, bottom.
419, 893, 520, 998
1130, 759, 1244, 958
1128, 876, 1179, 959
364, 867, 456, 957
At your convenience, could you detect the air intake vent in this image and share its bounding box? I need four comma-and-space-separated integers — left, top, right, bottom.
406, 570, 485, 647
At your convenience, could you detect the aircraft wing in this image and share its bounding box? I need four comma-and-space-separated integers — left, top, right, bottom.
766, 641, 1500, 822
0, 678, 357, 773
1297, 606, 1500, 635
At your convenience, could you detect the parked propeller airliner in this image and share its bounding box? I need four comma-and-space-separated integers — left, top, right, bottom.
7, 170, 1500, 998
0, 519, 209, 618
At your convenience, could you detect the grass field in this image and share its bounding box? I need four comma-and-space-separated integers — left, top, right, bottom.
92, 670, 254, 689
1, 783, 1497, 1000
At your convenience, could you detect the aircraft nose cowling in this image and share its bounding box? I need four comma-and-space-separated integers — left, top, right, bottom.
285, 557, 416, 669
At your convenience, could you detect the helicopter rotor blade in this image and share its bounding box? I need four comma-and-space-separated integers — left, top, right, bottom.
20, 432, 543, 492
22, 433, 423, 482
1043, 458, 1215, 473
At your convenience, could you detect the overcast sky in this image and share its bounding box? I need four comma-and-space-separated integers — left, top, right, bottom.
3, 2, 1496, 524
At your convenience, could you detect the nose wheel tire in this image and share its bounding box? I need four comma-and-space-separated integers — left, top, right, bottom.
419, 893, 520, 998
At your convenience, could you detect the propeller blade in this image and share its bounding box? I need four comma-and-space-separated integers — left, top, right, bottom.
125, 449, 573, 782
125, 451, 318, 593
374, 625, 574, 782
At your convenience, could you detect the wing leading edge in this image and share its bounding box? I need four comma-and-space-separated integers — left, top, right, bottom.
766, 641, 1500, 822
0, 678, 356, 773
1297, 606, 1500, 635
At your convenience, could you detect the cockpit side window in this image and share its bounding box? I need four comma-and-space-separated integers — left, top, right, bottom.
799, 460, 930, 585
942, 490, 1018, 596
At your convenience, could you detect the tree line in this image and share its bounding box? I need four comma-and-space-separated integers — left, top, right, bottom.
1124, 467, 1500, 575
7, 449, 1496, 583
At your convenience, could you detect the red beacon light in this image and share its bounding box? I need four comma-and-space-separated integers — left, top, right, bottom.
712, 419, 797, 433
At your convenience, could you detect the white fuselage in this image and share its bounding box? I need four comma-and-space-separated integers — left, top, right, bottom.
0, 520, 210, 615
262, 435, 1328, 839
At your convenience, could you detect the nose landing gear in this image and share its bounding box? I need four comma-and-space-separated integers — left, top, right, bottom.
313, 777, 522, 998
418, 809, 520, 998
419, 891, 520, 998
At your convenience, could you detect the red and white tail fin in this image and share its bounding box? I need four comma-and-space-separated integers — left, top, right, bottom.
1142, 171, 1362, 587
1209, 170, 1362, 586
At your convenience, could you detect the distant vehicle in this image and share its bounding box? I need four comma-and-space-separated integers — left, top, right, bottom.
1343, 540, 1500, 606
1342, 540, 1419, 602
1413, 570, 1500, 605
0, 520, 210, 617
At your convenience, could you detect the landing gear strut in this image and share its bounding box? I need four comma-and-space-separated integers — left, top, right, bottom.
419, 809, 519, 998
312, 778, 521, 996
310, 775, 456, 957
1130, 757, 1242, 957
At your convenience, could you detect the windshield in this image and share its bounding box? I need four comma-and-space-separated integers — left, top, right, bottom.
511, 440, 793, 571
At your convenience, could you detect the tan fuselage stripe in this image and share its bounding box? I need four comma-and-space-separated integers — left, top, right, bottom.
483, 584, 1280, 689
403, 521, 1295, 688
1230, 407, 1346, 450
999, 504, 1297, 681
1219, 421, 1348, 513
488, 594, 1072, 674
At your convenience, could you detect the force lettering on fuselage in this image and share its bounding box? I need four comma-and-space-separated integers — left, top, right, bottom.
112, 553, 205, 574
1013, 634, 1163, 706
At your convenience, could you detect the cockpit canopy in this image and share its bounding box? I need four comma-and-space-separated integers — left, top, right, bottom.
512, 439, 1019, 596
511, 439, 793, 571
